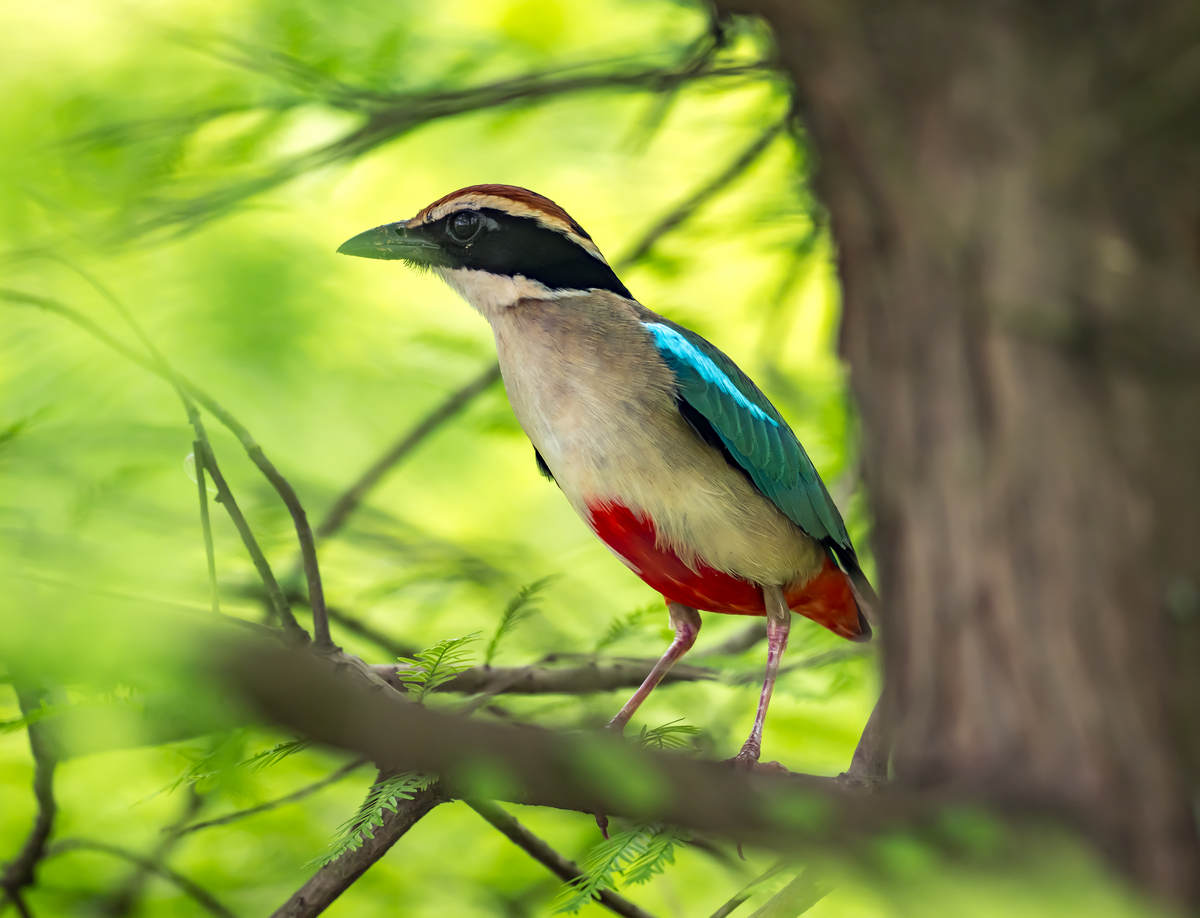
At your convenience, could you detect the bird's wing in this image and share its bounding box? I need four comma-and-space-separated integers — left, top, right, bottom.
641, 318, 854, 557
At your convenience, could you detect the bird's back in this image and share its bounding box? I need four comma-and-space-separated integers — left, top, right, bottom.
488, 292, 830, 594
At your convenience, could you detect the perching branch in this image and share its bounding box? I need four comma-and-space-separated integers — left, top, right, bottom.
370, 659, 720, 696
466, 799, 656, 918
223, 640, 933, 853
1, 688, 57, 910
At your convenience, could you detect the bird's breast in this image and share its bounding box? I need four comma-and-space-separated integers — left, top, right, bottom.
489, 296, 824, 588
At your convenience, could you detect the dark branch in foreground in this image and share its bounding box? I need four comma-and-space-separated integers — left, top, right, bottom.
1, 688, 57, 909
371, 659, 720, 696
221, 640, 930, 852
467, 799, 656, 918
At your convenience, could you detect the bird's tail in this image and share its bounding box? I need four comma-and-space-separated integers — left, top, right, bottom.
825, 542, 879, 642
787, 554, 873, 642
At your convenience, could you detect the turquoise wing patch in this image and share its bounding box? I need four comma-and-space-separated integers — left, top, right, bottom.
642, 320, 852, 551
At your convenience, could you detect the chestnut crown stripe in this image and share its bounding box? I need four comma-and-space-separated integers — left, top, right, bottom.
410, 184, 607, 264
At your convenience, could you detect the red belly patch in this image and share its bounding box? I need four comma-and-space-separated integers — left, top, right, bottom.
585, 500, 866, 640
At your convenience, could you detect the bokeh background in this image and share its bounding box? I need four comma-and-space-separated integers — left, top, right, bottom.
0, 1, 1150, 916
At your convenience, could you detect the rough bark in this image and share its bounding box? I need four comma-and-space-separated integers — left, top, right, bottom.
719, 0, 1200, 907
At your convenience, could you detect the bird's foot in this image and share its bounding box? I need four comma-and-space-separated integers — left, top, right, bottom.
726, 740, 788, 774
729, 738, 761, 770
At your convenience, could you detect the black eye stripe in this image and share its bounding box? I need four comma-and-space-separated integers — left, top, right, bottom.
410, 208, 631, 298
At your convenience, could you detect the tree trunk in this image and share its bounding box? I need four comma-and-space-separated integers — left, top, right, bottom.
720, 0, 1200, 907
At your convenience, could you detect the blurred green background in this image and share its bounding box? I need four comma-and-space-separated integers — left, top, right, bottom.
0, 1, 1153, 916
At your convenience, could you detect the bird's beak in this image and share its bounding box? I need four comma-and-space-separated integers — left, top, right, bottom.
336, 221, 441, 261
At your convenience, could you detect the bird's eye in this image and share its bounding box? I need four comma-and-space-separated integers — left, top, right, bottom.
447, 211, 482, 244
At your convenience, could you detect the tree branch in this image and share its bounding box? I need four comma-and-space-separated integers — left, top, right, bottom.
1, 688, 57, 910
44, 839, 234, 918
269, 783, 445, 918
614, 121, 786, 268
175, 759, 368, 837
98, 787, 205, 918
370, 659, 720, 696
316, 364, 502, 541
1, 287, 316, 640
221, 640, 940, 853
467, 799, 656, 918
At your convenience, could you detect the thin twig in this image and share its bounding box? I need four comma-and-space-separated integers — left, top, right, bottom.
698, 623, 765, 658
614, 121, 786, 269
194, 442, 221, 617
194, 439, 303, 636
467, 799, 656, 918
315, 363, 502, 541
746, 867, 829, 918
708, 860, 788, 918
98, 787, 204, 918
175, 759, 367, 836
1, 289, 305, 637
1, 688, 57, 908
63, 261, 331, 650
44, 839, 235, 918
4, 889, 33, 918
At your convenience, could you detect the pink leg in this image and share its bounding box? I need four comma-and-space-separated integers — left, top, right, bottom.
608, 601, 701, 732
734, 585, 791, 765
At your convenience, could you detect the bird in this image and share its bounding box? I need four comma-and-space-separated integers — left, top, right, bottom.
338, 184, 874, 767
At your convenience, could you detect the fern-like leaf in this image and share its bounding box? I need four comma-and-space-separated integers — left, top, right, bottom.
311, 772, 435, 867
636, 718, 702, 751
242, 739, 310, 771
551, 826, 656, 914
621, 826, 684, 885
484, 576, 555, 665
593, 603, 659, 653
396, 633, 479, 702
551, 823, 683, 913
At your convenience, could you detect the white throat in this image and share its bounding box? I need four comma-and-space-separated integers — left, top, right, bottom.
435, 267, 562, 318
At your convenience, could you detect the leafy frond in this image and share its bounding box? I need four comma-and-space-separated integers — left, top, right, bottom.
311, 772, 436, 867
484, 575, 556, 665
551, 823, 683, 913
243, 739, 310, 771
636, 718, 702, 751
396, 633, 479, 703
622, 826, 685, 885
164, 731, 249, 795
593, 603, 659, 653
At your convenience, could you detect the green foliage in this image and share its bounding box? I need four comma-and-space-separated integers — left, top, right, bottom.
551, 823, 685, 914
243, 739, 311, 771
0, 0, 894, 914
396, 633, 479, 702
635, 717, 703, 751
312, 772, 436, 867
484, 575, 556, 665
593, 603, 660, 653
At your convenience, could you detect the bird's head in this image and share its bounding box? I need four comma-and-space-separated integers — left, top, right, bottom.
338, 184, 630, 315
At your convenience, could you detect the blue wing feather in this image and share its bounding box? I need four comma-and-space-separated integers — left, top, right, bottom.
642, 319, 854, 555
